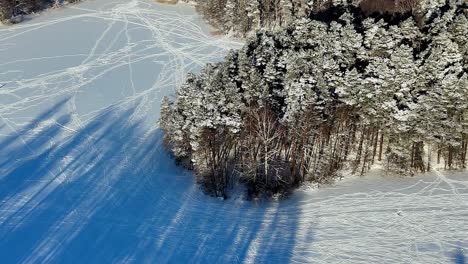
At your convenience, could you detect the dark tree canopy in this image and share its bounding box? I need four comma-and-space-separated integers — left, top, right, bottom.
182, 0, 451, 37
0, 0, 81, 23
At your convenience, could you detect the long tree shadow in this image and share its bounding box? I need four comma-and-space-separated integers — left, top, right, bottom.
0, 101, 306, 263
453, 249, 466, 264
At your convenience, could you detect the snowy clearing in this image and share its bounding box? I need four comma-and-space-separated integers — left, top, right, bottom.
0, 0, 466, 263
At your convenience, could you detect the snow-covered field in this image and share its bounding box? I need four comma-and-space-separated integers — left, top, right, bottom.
0, 0, 466, 263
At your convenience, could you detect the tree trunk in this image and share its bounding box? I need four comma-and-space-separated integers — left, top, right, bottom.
361, 128, 371, 175
448, 146, 453, 169
264, 143, 268, 186
437, 145, 441, 164
410, 142, 415, 169
427, 143, 431, 172
462, 138, 467, 168
354, 127, 366, 174
372, 128, 379, 163
378, 131, 384, 161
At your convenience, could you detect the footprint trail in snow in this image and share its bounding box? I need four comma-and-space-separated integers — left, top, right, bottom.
0, 1, 466, 263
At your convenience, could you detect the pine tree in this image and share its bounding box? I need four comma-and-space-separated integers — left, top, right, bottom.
280, 0, 294, 26
247, 0, 261, 30
224, 0, 238, 33
162, 1, 468, 198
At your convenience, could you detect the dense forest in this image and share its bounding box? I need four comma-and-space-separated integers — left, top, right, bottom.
186, 0, 426, 36
0, 0, 80, 23
161, 0, 467, 198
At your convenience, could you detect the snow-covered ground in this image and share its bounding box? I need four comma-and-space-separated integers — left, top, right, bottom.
0, 0, 466, 263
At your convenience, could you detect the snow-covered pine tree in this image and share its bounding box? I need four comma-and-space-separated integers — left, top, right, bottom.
162, 1, 467, 198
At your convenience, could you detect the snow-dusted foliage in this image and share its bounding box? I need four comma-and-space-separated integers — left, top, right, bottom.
185, 0, 327, 36
0, 0, 81, 23
162, 0, 467, 198
184, 0, 441, 37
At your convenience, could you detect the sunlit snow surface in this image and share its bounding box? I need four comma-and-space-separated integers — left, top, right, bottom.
0, 1, 467, 263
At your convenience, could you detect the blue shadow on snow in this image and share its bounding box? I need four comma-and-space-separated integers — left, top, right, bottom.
0, 100, 304, 263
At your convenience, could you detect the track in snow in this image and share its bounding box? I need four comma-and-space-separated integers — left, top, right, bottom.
0, 1, 466, 263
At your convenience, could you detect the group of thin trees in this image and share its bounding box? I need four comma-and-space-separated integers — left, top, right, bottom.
162, 0, 467, 198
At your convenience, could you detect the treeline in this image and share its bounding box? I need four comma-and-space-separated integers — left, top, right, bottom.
161, 0, 467, 198
186, 0, 314, 36
185, 0, 429, 37
0, 0, 80, 23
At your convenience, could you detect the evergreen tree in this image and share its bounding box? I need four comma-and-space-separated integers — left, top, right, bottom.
162, 0, 467, 198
